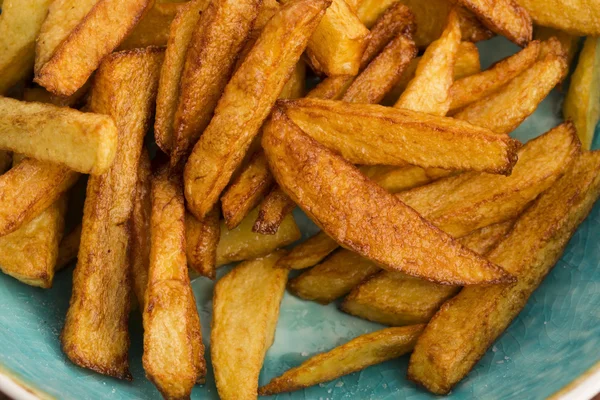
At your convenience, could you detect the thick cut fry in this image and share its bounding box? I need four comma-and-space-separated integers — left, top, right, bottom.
534, 26, 579, 66
170, 0, 262, 169
0, 97, 117, 174
395, 10, 461, 116
56, 224, 82, 271
263, 110, 512, 285
253, 187, 298, 235
221, 151, 274, 230
455, 0, 532, 46
62, 49, 163, 380
215, 207, 300, 267
259, 325, 424, 395
154, 0, 206, 154
212, 251, 288, 400
356, 0, 399, 27
22, 84, 90, 109
516, 0, 600, 36
450, 40, 541, 112
185, 207, 220, 279
0, 0, 53, 94
408, 150, 600, 395
455, 46, 568, 134
281, 99, 521, 174
361, 165, 433, 193
119, 3, 183, 50
564, 37, 600, 150
276, 231, 338, 270
35, 0, 152, 96
235, 0, 281, 67
143, 167, 205, 398
184, 0, 330, 220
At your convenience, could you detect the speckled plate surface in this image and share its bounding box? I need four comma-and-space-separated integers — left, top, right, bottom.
1, 36, 599, 400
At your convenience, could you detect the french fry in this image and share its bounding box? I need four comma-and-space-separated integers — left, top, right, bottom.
280, 99, 521, 174
233, 0, 281, 69
454, 41, 568, 134
184, 0, 330, 220
34, 0, 153, 96
276, 231, 338, 270
56, 224, 82, 271
534, 26, 579, 66
154, 0, 206, 154
62, 48, 163, 379
564, 37, 600, 150
253, 186, 298, 235
356, 0, 399, 27
517, 0, 600, 36
259, 325, 425, 395
263, 110, 512, 285
212, 251, 288, 400
361, 165, 434, 193
0, 0, 53, 94
169, 0, 263, 169
395, 9, 461, 116
341, 221, 514, 325
408, 150, 600, 395
143, 166, 205, 398
119, 3, 184, 50
185, 207, 220, 279
22, 83, 90, 109
449, 40, 541, 112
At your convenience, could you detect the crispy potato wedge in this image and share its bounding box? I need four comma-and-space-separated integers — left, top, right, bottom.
281, 99, 521, 174
22, 84, 90, 109
455, 0, 532, 46
263, 110, 512, 285
170, 0, 262, 169
564, 37, 600, 150
56, 224, 82, 271
341, 221, 514, 325
259, 325, 424, 395
253, 186, 298, 235
184, 0, 330, 220
516, 0, 600, 36
62, 49, 163, 379
408, 150, 600, 395
361, 165, 433, 194
0, 0, 53, 94
154, 0, 206, 154
455, 43, 568, 134
120, 3, 183, 50
534, 26, 579, 66
395, 9, 461, 116
35, 0, 152, 96
450, 40, 541, 112
276, 231, 338, 270
143, 166, 205, 398
185, 207, 220, 279
356, 0, 399, 27
215, 207, 300, 267
212, 251, 288, 400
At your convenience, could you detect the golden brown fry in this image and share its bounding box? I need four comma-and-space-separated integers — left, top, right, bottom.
216, 207, 300, 267
22, 84, 90, 109
280, 61, 307, 100
564, 37, 600, 150
234, 0, 281, 69
356, 0, 399, 27
62, 48, 163, 380
533, 26, 579, 66
450, 40, 541, 112
361, 165, 433, 193
516, 0, 600, 36
408, 150, 600, 395
0, 0, 53, 94
455, 43, 568, 134
154, 0, 206, 154
455, 0, 532, 46
253, 186, 298, 235
34, 0, 152, 96
259, 325, 424, 395
184, 0, 330, 220
143, 166, 205, 398
119, 3, 183, 50
56, 224, 82, 271
212, 251, 288, 400
281, 99, 521, 174
170, 0, 263, 169
0, 97, 117, 174
395, 9, 461, 116
264, 110, 512, 285
185, 207, 220, 279
276, 231, 338, 270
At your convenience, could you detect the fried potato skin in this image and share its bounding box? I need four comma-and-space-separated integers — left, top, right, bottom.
564, 37, 600, 150
281, 99, 521, 174
0, 96, 117, 174
143, 167, 205, 398
184, 0, 330, 220
259, 325, 425, 395
516, 0, 600, 35
62, 49, 163, 380
252, 186, 298, 235
170, 0, 262, 169
276, 231, 338, 270
212, 251, 288, 400
154, 0, 206, 154
34, 0, 153, 96
185, 207, 220, 279
408, 150, 600, 395
263, 110, 512, 285
56, 224, 82, 271
119, 3, 183, 50
0, 0, 53, 94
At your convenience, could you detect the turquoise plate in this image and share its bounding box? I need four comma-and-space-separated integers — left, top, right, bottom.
1, 36, 599, 400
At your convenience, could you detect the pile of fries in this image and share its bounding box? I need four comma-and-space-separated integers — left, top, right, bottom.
1, 0, 599, 398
